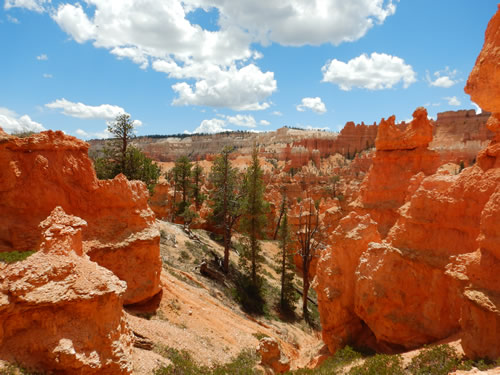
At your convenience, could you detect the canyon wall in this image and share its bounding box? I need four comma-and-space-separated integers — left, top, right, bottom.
315, 5, 500, 360
0, 129, 161, 305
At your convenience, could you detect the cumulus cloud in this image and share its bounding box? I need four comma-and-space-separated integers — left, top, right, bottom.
37, 54, 48, 61
223, 114, 257, 128
322, 52, 416, 90
166, 63, 276, 110
45, 98, 127, 120
471, 102, 482, 114
75, 128, 88, 137
260, 120, 270, 126
426, 67, 459, 88
0, 107, 45, 133
43, 73, 53, 78
189, 0, 397, 46
272, 111, 283, 116
43, 0, 397, 110
193, 118, 229, 134
296, 97, 327, 114
444, 96, 461, 106
4, 0, 48, 12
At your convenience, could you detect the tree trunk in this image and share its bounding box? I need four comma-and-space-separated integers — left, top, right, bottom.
302, 259, 310, 321
280, 243, 286, 308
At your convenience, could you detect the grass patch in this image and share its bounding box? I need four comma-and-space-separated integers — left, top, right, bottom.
154, 346, 258, 375
349, 353, 404, 375
1, 363, 41, 375
288, 345, 362, 374
0, 251, 35, 263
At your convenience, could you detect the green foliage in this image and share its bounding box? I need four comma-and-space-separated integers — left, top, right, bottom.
288, 346, 362, 374
349, 353, 404, 375
239, 145, 269, 287
154, 346, 258, 375
231, 271, 266, 315
173, 156, 193, 214
92, 114, 160, 194
406, 345, 469, 375
1, 363, 41, 374
0, 250, 35, 263
11, 130, 36, 138
180, 205, 199, 228
191, 161, 206, 209
208, 146, 242, 272
123, 146, 161, 194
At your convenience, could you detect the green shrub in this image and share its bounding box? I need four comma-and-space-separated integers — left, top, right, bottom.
154, 346, 258, 375
0, 251, 35, 263
288, 346, 362, 374
407, 345, 467, 375
349, 353, 404, 375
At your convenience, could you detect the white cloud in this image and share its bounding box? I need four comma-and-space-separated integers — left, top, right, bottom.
43, 73, 53, 78
45, 0, 397, 110
426, 67, 459, 88
37, 54, 48, 61
193, 118, 229, 134
444, 96, 461, 106
224, 114, 256, 128
260, 120, 270, 126
167, 63, 276, 110
190, 0, 397, 46
6, 15, 19, 23
75, 129, 88, 137
293, 124, 330, 131
0, 107, 45, 134
45, 98, 127, 120
4, 0, 48, 12
471, 102, 482, 114
322, 52, 416, 90
272, 111, 283, 116
296, 97, 327, 114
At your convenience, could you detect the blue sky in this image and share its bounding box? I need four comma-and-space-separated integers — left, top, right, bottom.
0, 0, 497, 138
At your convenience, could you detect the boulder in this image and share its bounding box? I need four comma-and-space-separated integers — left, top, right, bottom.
257, 337, 290, 374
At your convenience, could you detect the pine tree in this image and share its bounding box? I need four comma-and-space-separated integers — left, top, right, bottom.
208, 146, 241, 273
172, 156, 192, 216
240, 145, 269, 287
191, 161, 205, 209
92, 114, 160, 194
276, 194, 298, 312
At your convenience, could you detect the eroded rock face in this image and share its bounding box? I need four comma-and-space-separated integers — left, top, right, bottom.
354, 242, 462, 349
376, 108, 433, 151
314, 213, 380, 353
257, 337, 290, 374
359, 108, 440, 236
0, 207, 133, 374
0, 129, 161, 305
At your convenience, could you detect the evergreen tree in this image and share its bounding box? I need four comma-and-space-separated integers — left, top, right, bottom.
208, 146, 242, 273
296, 198, 323, 322
239, 145, 269, 287
172, 156, 192, 216
191, 161, 205, 209
92, 114, 160, 194
276, 194, 298, 312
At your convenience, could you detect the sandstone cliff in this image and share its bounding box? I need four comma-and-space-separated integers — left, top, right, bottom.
314, 6, 500, 360
0, 129, 161, 305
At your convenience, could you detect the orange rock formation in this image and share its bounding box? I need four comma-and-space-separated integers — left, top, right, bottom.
0, 207, 133, 374
315, 5, 500, 360
0, 129, 161, 305
358, 107, 440, 236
